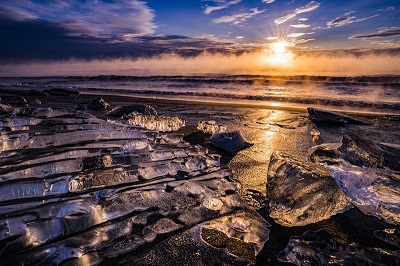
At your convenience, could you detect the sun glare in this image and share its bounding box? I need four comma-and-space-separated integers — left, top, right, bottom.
264, 41, 294, 66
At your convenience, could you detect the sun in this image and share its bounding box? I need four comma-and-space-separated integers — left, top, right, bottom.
263, 40, 294, 66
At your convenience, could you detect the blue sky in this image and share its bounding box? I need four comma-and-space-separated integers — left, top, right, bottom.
0, 1, 399, 77
0, 0, 399, 62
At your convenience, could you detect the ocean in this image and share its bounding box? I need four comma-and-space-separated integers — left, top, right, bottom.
0, 75, 399, 265
1, 75, 399, 114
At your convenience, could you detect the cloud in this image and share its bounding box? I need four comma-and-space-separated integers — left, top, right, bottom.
298, 18, 309, 21
377, 6, 395, 12
292, 38, 315, 44
262, 0, 275, 3
0, 0, 156, 40
287, 32, 314, 38
0, 14, 255, 62
274, 1, 320, 25
326, 12, 379, 28
213, 8, 266, 25
2, 49, 399, 77
203, 0, 242, 15
290, 24, 310, 28
349, 27, 400, 39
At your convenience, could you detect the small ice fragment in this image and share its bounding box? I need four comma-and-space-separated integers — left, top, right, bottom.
121, 112, 186, 132
29, 98, 42, 105
210, 130, 252, 153
87, 98, 109, 110
310, 129, 320, 136
197, 120, 227, 134
202, 197, 224, 211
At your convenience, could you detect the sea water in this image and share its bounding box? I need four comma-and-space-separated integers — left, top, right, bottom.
1, 75, 399, 113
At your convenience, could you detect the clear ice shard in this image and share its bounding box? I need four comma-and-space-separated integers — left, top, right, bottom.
278, 229, 400, 265
311, 133, 400, 225
266, 152, 351, 226
119, 112, 186, 132
307, 107, 370, 125
0, 106, 269, 265
197, 120, 227, 134
210, 130, 253, 153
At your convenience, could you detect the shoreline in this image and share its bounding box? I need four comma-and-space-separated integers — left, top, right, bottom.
1, 86, 398, 117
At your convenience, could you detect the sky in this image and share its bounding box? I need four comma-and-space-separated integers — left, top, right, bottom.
0, 0, 400, 76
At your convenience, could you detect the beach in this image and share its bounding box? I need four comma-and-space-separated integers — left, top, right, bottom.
0, 86, 399, 265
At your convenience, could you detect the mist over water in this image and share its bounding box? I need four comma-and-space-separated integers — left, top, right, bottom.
1, 75, 399, 114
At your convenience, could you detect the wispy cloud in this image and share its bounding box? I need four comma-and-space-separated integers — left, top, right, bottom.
377, 6, 395, 12
213, 8, 266, 25
287, 32, 314, 38
349, 27, 400, 39
262, 0, 275, 4
274, 1, 320, 25
298, 18, 309, 21
290, 24, 310, 28
0, 0, 156, 40
326, 11, 379, 28
203, 0, 242, 15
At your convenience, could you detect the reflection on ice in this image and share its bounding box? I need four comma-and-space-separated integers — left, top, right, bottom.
0, 105, 269, 265
266, 152, 351, 226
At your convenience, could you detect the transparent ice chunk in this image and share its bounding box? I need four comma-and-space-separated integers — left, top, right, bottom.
120, 112, 186, 132
267, 152, 351, 226
197, 120, 226, 134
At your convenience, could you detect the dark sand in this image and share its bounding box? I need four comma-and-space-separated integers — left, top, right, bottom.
1, 88, 399, 265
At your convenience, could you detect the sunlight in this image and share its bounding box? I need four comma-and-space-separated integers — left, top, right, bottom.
263, 41, 294, 66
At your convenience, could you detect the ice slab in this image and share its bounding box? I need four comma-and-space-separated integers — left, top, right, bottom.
310, 134, 400, 225
266, 152, 351, 226
329, 161, 400, 225
0, 106, 268, 265
120, 112, 186, 132
308, 107, 370, 125
210, 130, 252, 153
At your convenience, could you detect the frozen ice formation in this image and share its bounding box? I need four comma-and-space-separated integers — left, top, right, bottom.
119, 112, 186, 132
266, 152, 351, 226
278, 229, 400, 265
0, 102, 14, 114
338, 133, 400, 171
210, 130, 253, 153
0, 105, 269, 265
197, 120, 227, 134
106, 104, 158, 117
311, 134, 400, 225
87, 97, 110, 110
118, 211, 269, 266
307, 107, 370, 125
329, 161, 400, 225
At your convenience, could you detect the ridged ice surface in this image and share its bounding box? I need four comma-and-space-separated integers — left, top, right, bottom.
311, 134, 400, 225
119, 112, 186, 132
329, 161, 400, 225
0, 106, 269, 265
278, 229, 400, 265
266, 152, 351, 226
